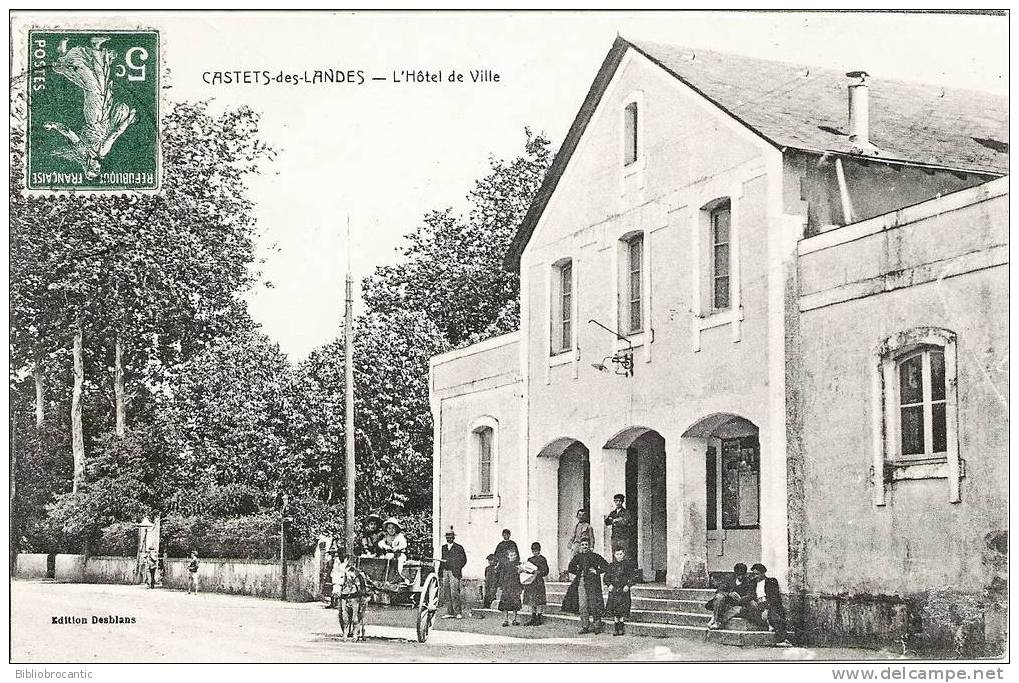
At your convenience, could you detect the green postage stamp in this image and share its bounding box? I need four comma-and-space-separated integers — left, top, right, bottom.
26, 30, 159, 191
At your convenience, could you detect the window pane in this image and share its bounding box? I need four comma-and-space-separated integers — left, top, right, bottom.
720, 439, 740, 528
630, 271, 641, 301
705, 448, 717, 531
714, 243, 730, 276
624, 102, 637, 165
712, 209, 730, 245
739, 442, 760, 526
630, 302, 641, 332
900, 405, 925, 455
562, 320, 571, 351
738, 469, 759, 526
898, 355, 924, 405
629, 237, 642, 272
930, 350, 946, 401
932, 402, 947, 453
714, 277, 730, 309
479, 429, 492, 494
628, 236, 643, 331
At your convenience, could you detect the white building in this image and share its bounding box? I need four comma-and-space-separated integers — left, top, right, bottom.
429, 37, 1007, 649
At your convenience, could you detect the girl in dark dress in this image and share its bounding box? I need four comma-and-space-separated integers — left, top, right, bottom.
522, 542, 549, 626
604, 546, 638, 635
498, 548, 523, 626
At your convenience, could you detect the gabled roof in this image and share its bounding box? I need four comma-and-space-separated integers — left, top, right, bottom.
505, 36, 1008, 270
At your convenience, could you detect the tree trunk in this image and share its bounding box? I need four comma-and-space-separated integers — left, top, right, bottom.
114, 333, 126, 437
71, 320, 85, 493
34, 359, 45, 427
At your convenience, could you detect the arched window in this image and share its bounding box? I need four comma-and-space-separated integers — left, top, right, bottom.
469, 416, 499, 502
623, 101, 639, 166
551, 258, 573, 354
619, 232, 644, 334
872, 327, 961, 505
709, 200, 732, 310
476, 427, 494, 497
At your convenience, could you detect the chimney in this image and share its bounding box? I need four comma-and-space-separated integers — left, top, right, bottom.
846, 71, 878, 154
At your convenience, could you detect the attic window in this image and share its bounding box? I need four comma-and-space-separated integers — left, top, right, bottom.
972, 137, 1009, 154
624, 102, 638, 166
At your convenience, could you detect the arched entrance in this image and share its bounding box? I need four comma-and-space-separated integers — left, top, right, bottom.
537, 437, 590, 575
683, 414, 761, 576
604, 427, 668, 583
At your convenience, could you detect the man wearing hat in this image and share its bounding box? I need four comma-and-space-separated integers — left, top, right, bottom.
439, 527, 467, 619
378, 517, 409, 578
604, 494, 634, 554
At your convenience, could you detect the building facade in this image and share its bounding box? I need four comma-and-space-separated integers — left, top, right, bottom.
429, 37, 1007, 652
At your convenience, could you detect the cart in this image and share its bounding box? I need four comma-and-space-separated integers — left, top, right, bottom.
344, 555, 441, 643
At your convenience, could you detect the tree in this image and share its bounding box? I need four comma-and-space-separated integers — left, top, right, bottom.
10, 100, 273, 494
159, 328, 304, 503
289, 310, 446, 512
362, 128, 552, 347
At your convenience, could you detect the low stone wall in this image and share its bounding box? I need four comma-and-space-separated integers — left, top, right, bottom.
54, 554, 87, 582
796, 589, 1006, 657
29, 552, 320, 602
162, 555, 319, 602
84, 556, 139, 585
15, 553, 49, 579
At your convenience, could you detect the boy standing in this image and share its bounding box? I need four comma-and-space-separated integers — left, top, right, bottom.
498, 548, 523, 627
522, 542, 549, 626
482, 554, 499, 609
604, 546, 638, 635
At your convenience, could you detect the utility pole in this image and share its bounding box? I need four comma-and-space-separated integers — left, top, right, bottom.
344, 216, 356, 556
280, 494, 288, 601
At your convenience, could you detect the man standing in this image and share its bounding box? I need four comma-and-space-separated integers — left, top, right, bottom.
146, 549, 159, 589
187, 551, 200, 594
748, 563, 793, 647
603, 494, 634, 555
439, 528, 467, 619
562, 538, 608, 634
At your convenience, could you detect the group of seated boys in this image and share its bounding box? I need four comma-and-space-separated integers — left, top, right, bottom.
706, 562, 793, 647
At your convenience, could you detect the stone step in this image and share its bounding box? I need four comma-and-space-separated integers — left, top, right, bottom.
545, 582, 715, 602
543, 591, 710, 614
545, 602, 710, 627
705, 628, 779, 647
469, 607, 776, 646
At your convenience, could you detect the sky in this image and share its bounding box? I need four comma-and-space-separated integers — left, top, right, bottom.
10, 10, 1008, 359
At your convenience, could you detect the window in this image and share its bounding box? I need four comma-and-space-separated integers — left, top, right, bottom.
551, 260, 573, 354
895, 347, 947, 459
720, 436, 759, 529
475, 427, 493, 497
711, 201, 731, 310
705, 446, 718, 531
561, 262, 573, 352
626, 234, 643, 333
624, 102, 638, 166
872, 327, 961, 505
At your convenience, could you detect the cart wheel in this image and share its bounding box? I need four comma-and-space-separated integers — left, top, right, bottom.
415, 573, 439, 643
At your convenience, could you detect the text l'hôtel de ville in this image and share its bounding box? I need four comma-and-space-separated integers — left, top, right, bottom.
202, 68, 500, 86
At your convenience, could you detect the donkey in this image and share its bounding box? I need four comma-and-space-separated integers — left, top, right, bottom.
332, 558, 369, 642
